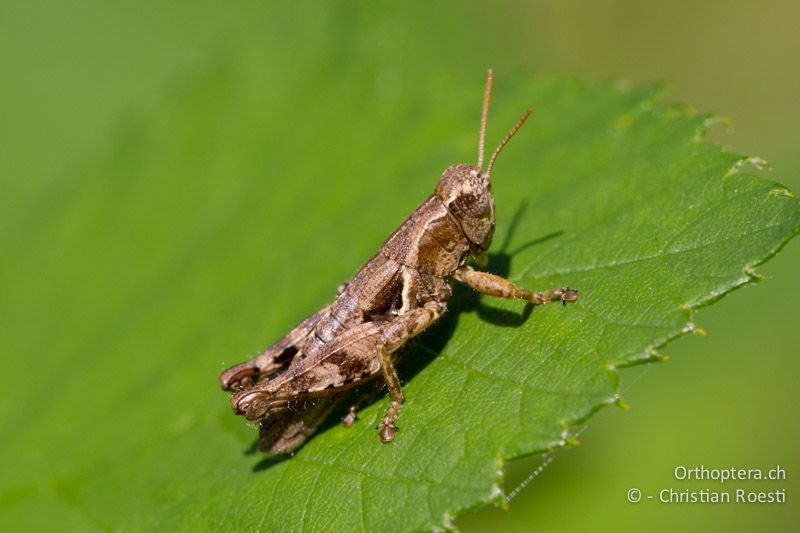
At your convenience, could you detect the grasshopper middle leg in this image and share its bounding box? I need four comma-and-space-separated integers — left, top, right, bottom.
375, 300, 445, 442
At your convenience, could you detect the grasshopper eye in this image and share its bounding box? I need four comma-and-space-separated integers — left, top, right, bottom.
449, 188, 492, 220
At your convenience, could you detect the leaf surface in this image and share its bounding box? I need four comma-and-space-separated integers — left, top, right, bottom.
1, 10, 798, 533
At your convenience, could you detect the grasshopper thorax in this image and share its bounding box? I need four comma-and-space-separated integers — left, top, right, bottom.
435, 164, 495, 251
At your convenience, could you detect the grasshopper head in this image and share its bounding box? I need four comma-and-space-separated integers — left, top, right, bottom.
435, 164, 495, 250
435, 69, 532, 252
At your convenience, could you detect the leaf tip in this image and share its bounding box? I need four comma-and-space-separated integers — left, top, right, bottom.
614, 395, 631, 411
681, 321, 709, 338
438, 511, 457, 532
744, 267, 766, 283
726, 155, 772, 178
769, 186, 794, 199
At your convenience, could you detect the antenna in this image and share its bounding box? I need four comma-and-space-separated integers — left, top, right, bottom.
486, 108, 532, 177
477, 69, 493, 170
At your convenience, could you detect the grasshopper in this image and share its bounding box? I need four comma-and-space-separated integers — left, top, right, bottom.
220, 70, 579, 454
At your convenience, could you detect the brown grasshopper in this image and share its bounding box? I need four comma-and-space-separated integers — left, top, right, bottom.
220, 70, 579, 454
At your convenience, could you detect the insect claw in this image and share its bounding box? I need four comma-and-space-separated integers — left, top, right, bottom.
560, 287, 580, 303
379, 424, 398, 443
342, 405, 359, 427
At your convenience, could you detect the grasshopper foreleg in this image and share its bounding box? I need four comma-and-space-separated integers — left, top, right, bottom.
455, 266, 579, 305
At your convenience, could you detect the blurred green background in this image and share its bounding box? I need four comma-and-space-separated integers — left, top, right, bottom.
1, 1, 796, 531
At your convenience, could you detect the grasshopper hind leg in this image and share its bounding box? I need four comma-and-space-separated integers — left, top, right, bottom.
233, 301, 444, 449
258, 396, 346, 455
220, 307, 329, 391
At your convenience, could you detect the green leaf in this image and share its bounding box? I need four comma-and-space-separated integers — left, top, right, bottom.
1, 26, 798, 533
